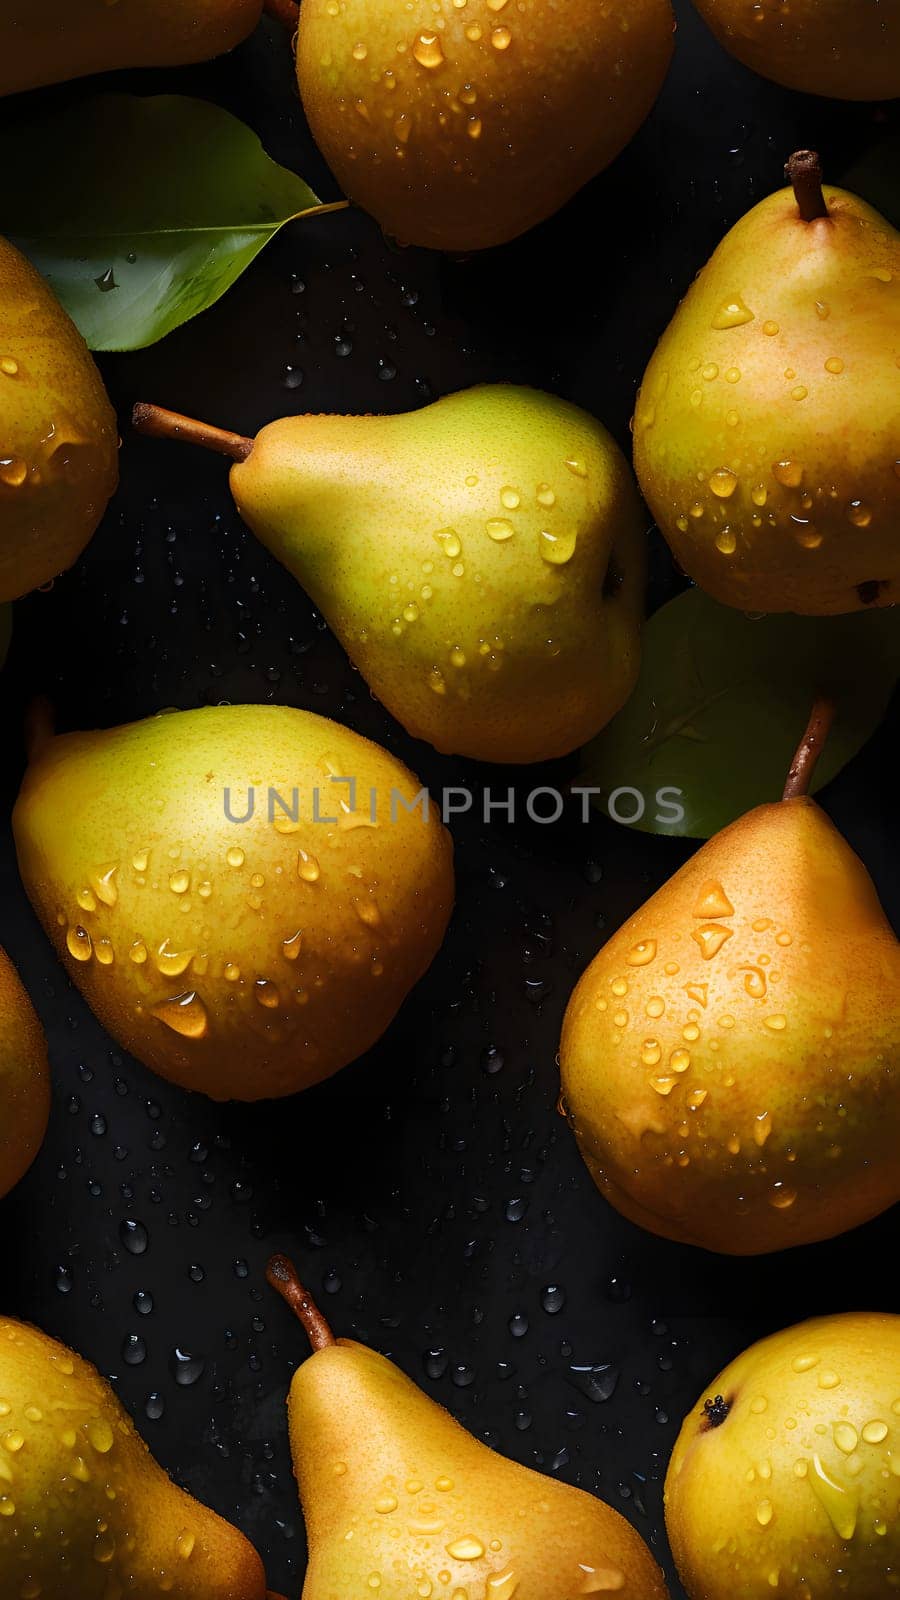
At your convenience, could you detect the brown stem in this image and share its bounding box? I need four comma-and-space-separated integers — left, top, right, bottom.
783, 696, 835, 800
264, 0, 299, 28
25, 696, 56, 763
786, 150, 828, 222
267, 1255, 335, 1351
131, 403, 253, 463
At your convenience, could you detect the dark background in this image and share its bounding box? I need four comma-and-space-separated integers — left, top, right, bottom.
1, 4, 898, 1593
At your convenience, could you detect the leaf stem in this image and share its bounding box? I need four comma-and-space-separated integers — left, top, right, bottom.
782, 696, 835, 800
786, 150, 828, 222
267, 1255, 335, 1351
131, 403, 253, 462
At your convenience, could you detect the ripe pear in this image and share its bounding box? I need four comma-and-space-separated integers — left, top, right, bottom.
633, 151, 900, 615
294, 0, 674, 251
13, 703, 453, 1102
666, 1311, 900, 1599
0, 945, 49, 1199
267, 1255, 670, 1600
0, 0, 262, 96
559, 700, 900, 1254
132, 387, 646, 764
0, 238, 118, 603
691, 0, 900, 101
0, 1314, 276, 1599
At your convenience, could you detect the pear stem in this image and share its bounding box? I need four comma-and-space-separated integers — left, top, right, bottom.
786, 150, 828, 223
131, 403, 253, 463
267, 1255, 335, 1350
782, 696, 835, 800
264, 0, 299, 28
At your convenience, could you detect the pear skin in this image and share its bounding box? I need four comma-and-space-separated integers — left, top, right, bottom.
0, 1315, 269, 1599
559, 703, 900, 1254
0, 945, 49, 1200
666, 1312, 900, 1599
0, 0, 262, 95
268, 1257, 669, 1600
0, 238, 118, 603
633, 153, 900, 615
13, 704, 454, 1101
133, 387, 646, 764
296, 0, 674, 251
691, 0, 900, 100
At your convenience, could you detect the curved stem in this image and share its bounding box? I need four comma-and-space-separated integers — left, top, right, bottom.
264, 0, 299, 29
267, 1255, 335, 1351
131, 403, 253, 463
25, 696, 56, 763
783, 696, 835, 800
786, 150, 828, 222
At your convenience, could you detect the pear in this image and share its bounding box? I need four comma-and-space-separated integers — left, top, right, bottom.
691, 0, 900, 101
13, 703, 453, 1102
0, 1314, 277, 1599
266, 1255, 670, 1599
131, 387, 646, 764
0, 237, 118, 603
666, 1311, 900, 1599
294, 0, 674, 251
0, 945, 49, 1199
559, 698, 900, 1254
0, 0, 261, 96
633, 151, 900, 615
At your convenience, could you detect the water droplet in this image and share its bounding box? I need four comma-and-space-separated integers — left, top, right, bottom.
486, 518, 515, 542
862, 1421, 888, 1444
122, 1335, 146, 1367
150, 993, 208, 1040
255, 979, 280, 1009
375, 1493, 398, 1514
169, 869, 190, 895
446, 1538, 485, 1561
539, 528, 577, 565
91, 864, 119, 907
808, 1454, 858, 1539
847, 501, 872, 528
486, 1570, 519, 1599
825, 357, 844, 375
170, 1349, 205, 1387
756, 1500, 774, 1527
155, 940, 194, 978
626, 940, 656, 967
500, 486, 520, 509
87, 1418, 115, 1454
413, 31, 445, 68
691, 924, 733, 960
0, 458, 27, 488
564, 457, 587, 478
715, 528, 737, 555
578, 1564, 625, 1592
434, 528, 461, 559
762, 320, 779, 336
0, 358, 18, 376
711, 296, 754, 329
120, 1219, 149, 1256
764, 1014, 787, 1031
834, 1423, 859, 1454
536, 483, 555, 507
491, 23, 512, 46
282, 929, 302, 962
768, 1183, 796, 1210
754, 1112, 772, 1147
226, 846, 245, 868
709, 468, 738, 499
66, 925, 93, 962
298, 850, 320, 883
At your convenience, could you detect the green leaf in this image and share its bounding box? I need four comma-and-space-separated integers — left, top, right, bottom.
0, 606, 10, 671
0, 94, 330, 351
579, 589, 900, 839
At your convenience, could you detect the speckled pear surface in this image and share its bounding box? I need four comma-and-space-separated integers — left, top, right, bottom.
13, 704, 454, 1101
559, 797, 900, 1254
0, 0, 262, 96
296, 0, 674, 251
230, 386, 646, 764
690, 0, 900, 100
280, 1318, 669, 1598
633, 176, 900, 614
666, 1312, 900, 1598
0, 238, 118, 604
0, 945, 49, 1200
0, 1316, 268, 1599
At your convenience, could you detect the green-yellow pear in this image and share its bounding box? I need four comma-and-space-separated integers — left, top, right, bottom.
0, 945, 49, 1199
0, 0, 262, 96
13, 703, 453, 1102
666, 1312, 900, 1599
267, 1255, 670, 1600
0, 237, 118, 603
132, 387, 646, 764
691, 0, 900, 101
294, 0, 675, 251
559, 699, 900, 1254
633, 151, 900, 615
0, 1315, 276, 1599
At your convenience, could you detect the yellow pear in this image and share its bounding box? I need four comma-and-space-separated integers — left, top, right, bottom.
666, 1311, 900, 1599
0, 945, 49, 1199
13, 703, 453, 1101
0, 0, 262, 96
267, 1255, 670, 1599
132, 387, 646, 763
691, 0, 900, 100
0, 1314, 277, 1599
559, 699, 900, 1254
294, 0, 674, 251
0, 237, 118, 603
633, 151, 900, 615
